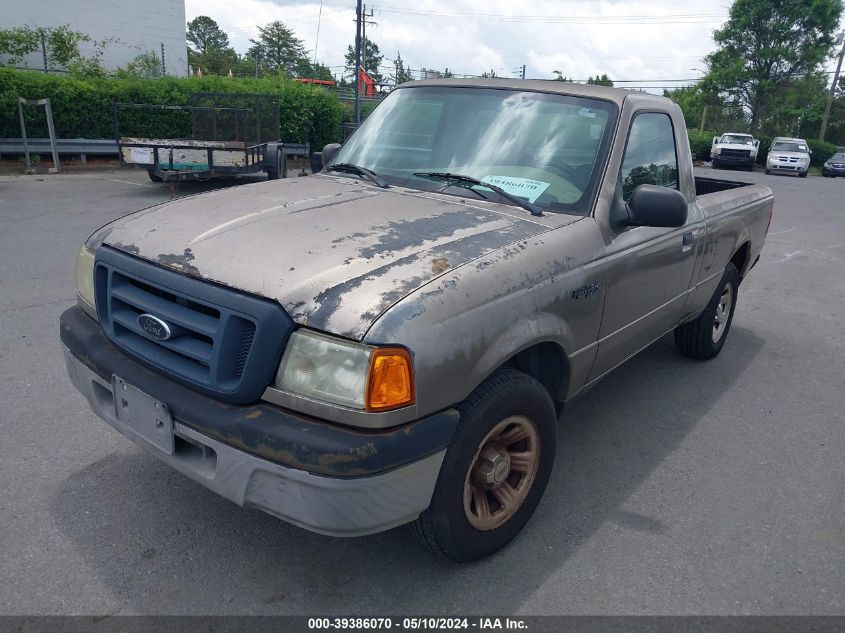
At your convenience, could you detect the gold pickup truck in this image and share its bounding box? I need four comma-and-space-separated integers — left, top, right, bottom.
62, 79, 773, 561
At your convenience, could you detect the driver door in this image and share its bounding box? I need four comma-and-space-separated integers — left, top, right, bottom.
588, 111, 703, 381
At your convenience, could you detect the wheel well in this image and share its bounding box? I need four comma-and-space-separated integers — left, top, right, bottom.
730, 242, 750, 276
502, 342, 569, 402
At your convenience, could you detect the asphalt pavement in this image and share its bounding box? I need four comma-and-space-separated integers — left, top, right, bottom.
0, 167, 842, 615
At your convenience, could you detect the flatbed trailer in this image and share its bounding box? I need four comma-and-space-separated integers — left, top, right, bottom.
113, 94, 288, 183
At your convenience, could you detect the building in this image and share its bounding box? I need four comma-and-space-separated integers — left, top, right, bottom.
0, 0, 187, 76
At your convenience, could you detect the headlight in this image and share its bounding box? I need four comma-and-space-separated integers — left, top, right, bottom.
75, 245, 96, 311
275, 330, 415, 411
712, 147, 721, 155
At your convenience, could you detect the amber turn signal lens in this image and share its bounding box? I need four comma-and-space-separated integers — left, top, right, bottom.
366, 347, 415, 411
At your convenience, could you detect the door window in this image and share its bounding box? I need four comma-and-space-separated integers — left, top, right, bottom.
620, 112, 679, 201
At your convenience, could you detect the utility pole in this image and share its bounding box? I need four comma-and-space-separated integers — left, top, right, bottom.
41, 31, 48, 73
819, 31, 845, 142
521, 64, 526, 79
699, 105, 708, 133
361, 5, 376, 79
160, 42, 166, 76
354, 0, 363, 125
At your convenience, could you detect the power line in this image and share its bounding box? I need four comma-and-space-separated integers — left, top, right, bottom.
372, 6, 728, 24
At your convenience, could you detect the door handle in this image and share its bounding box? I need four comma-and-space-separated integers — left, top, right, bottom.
682, 231, 695, 252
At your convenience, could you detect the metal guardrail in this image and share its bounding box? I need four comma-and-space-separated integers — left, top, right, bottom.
0, 138, 117, 157
0, 138, 311, 159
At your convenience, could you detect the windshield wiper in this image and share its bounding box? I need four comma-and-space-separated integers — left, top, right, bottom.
413, 172, 543, 217
324, 163, 389, 188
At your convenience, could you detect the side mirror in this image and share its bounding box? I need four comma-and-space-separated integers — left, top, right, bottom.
625, 185, 688, 228
713, 137, 719, 145
322, 143, 341, 168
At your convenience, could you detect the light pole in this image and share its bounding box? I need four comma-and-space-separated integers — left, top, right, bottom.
819, 31, 845, 142
690, 68, 709, 132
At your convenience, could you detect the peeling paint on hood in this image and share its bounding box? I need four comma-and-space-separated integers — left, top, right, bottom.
94, 175, 579, 340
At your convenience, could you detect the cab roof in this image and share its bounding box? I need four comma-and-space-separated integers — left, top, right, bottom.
399, 77, 672, 108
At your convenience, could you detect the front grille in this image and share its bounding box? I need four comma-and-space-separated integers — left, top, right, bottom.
777, 156, 800, 163
94, 246, 293, 404
721, 148, 751, 158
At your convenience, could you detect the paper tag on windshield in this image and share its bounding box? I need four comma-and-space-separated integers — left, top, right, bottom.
482, 175, 550, 203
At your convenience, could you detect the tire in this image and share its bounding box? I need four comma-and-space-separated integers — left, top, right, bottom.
410, 369, 557, 562
266, 148, 287, 180
799, 171, 807, 178
764, 168, 771, 175
674, 263, 740, 360
147, 170, 163, 183
711, 159, 719, 169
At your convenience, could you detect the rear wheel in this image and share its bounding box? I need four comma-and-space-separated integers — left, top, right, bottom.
410, 369, 557, 562
674, 263, 740, 360
147, 170, 163, 183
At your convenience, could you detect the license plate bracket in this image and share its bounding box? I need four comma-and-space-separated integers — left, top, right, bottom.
112, 376, 174, 455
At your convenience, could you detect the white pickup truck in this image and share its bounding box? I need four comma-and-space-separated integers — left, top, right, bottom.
711, 133, 759, 171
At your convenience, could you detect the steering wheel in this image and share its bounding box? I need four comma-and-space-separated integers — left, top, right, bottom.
534, 158, 587, 190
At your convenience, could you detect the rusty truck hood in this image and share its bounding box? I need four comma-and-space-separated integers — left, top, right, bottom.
94, 175, 574, 340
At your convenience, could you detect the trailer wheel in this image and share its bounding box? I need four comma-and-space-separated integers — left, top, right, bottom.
147, 170, 163, 183
267, 148, 287, 180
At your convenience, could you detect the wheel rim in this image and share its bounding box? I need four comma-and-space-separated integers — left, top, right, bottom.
712, 282, 733, 343
463, 415, 541, 531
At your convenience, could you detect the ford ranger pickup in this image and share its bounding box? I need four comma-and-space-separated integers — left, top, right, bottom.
61, 79, 773, 561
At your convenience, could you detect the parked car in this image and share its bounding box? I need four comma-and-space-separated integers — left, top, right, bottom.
61, 79, 773, 561
710, 132, 759, 170
822, 152, 845, 177
765, 137, 811, 177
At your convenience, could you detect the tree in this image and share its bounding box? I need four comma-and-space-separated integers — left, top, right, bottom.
552, 70, 570, 82
481, 69, 498, 78
704, 0, 843, 132
587, 74, 614, 87
392, 52, 414, 86
125, 50, 163, 78
345, 40, 384, 85
0, 24, 89, 68
249, 20, 309, 76
186, 16, 230, 55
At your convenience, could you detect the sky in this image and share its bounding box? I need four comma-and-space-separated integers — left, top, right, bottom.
183, 0, 843, 93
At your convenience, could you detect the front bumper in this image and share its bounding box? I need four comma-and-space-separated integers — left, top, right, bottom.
713, 153, 754, 166
767, 162, 808, 173
822, 166, 845, 176
61, 306, 458, 536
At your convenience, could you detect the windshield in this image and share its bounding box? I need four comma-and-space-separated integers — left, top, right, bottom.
830, 153, 845, 161
329, 86, 618, 214
772, 141, 808, 153
722, 135, 753, 145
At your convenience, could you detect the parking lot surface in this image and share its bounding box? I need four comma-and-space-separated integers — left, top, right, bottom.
1, 167, 843, 615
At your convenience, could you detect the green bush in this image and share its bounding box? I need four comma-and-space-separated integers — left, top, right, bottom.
806, 139, 838, 168
687, 129, 716, 161
0, 68, 344, 149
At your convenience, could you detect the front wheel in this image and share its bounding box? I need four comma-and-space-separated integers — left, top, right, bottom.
410, 369, 557, 562
799, 171, 808, 178
674, 263, 740, 360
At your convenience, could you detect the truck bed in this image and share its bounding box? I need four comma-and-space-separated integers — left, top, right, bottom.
694, 176, 751, 196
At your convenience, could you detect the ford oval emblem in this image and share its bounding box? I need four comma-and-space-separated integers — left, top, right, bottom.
137, 313, 172, 341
